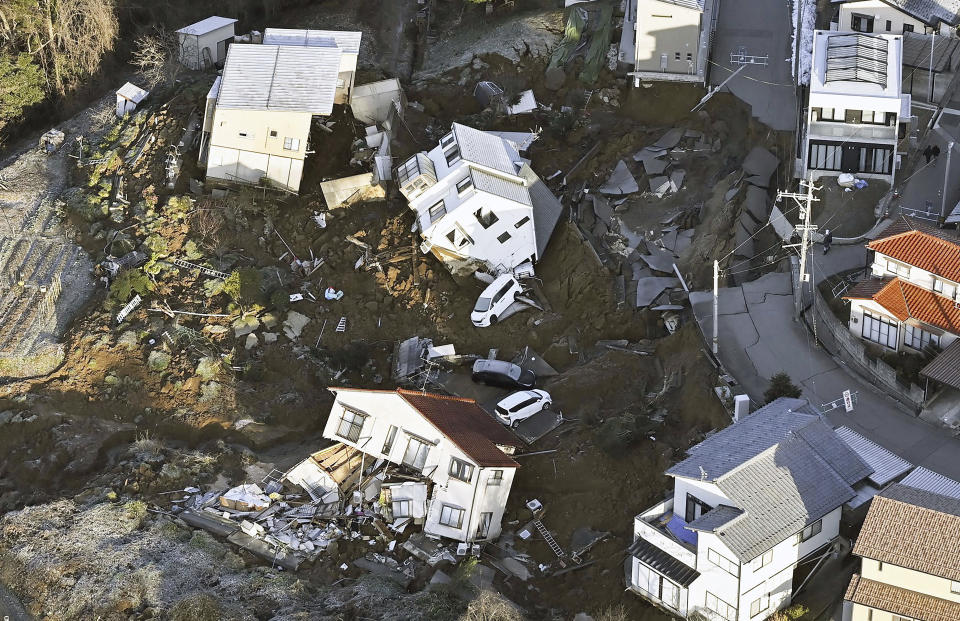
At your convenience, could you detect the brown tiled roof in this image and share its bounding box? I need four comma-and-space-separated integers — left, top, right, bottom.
845, 574, 960, 621
853, 484, 960, 581
843, 277, 960, 333
868, 220, 960, 282
396, 389, 522, 468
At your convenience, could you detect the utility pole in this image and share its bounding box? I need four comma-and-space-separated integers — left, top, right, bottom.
942, 141, 955, 222
778, 177, 820, 319
929, 32, 936, 103
713, 260, 720, 355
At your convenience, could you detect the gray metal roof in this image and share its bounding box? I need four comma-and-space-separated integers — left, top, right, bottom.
902, 30, 960, 71
176, 16, 237, 36
217, 44, 342, 114
452, 123, 520, 176
881, 482, 960, 516
714, 434, 857, 560
628, 537, 700, 587
520, 164, 563, 259
470, 168, 531, 206
921, 339, 960, 390
262, 28, 363, 54
835, 426, 913, 487
901, 466, 960, 499
794, 419, 873, 486
666, 397, 819, 481
878, 0, 960, 26
685, 505, 744, 532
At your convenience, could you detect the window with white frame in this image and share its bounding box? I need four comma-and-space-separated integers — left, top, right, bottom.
753, 549, 773, 569
488, 470, 504, 486
705, 591, 737, 621
707, 548, 739, 577
474, 207, 499, 229
933, 277, 957, 299
402, 436, 431, 471
428, 200, 446, 224
812, 107, 843, 122
809, 142, 842, 171
476, 512, 493, 538
885, 259, 911, 277
859, 145, 893, 174
892, 616, 917, 621
904, 324, 940, 351
797, 518, 823, 544
335, 407, 365, 442
448, 457, 475, 482
283, 137, 300, 151
456, 176, 473, 195
439, 504, 464, 528
514, 215, 531, 229
392, 499, 412, 518
862, 311, 898, 349
440, 132, 461, 166
382, 425, 398, 455
951, 580, 960, 594
445, 224, 474, 248
750, 593, 770, 617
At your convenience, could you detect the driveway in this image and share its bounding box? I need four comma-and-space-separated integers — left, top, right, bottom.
709, 0, 797, 131
690, 268, 960, 480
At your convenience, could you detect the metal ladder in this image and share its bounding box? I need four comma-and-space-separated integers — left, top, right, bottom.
167, 258, 230, 279
533, 520, 566, 564
336, 316, 347, 332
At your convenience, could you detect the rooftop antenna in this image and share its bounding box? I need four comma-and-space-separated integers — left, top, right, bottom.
699, 465, 708, 481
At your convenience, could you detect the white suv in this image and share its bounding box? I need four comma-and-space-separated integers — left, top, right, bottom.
495, 390, 552, 427
471, 274, 522, 327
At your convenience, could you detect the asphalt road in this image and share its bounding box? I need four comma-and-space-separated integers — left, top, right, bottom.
0, 582, 31, 621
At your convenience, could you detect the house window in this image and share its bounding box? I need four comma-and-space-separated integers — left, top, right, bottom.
456, 176, 473, 195
270, 130, 278, 137
813, 107, 843, 122
862, 311, 898, 349
904, 325, 940, 351
475, 207, 499, 228
515, 216, 530, 228
336, 77, 345, 89
893, 617, 916, 621
851, 13, 874, 32
950, 580, 960, 594
382, 425, 398, 455
476, 512, 493, 538
933, 277, 957, 299
797, 519, 823, 544
705, 591, 737, 621
238, 131, 252, 139
686, 52, 693, 61
707, 548, 740, 578
750, 594, 770, 617
685, 493, 711, 522
335, 407, 365, 442
674, 52, 681, 60
497, 231, 512, 244
885, 259, 911, 277
441, 132, 461, 166
859, 145, 893, 174
402, 436, 431, 471
283, 137, 300, 151
392, 499, 412, 518
903, 24, 914, 33
445, 224, 474, 248
809, 142, 842, 171
754, 549, 773, 569
886, 20, 892, 31
439, 504, 465, 528
441, 132, 456, 148
878, 561, 884, 571
845, 109, 863, 124
428, 200, 446, 224
488, 470, 504, 486
448, 457, 475, 482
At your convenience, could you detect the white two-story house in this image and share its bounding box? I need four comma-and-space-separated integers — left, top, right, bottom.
844, 484, 960, 621
628, 397, 873, 620
620, 0, 717, 85
321, 387, 523, 542
804, 30, 910, 183
836, 0, 960, 36
396, 123, 563, 275
844, 216, 960, 353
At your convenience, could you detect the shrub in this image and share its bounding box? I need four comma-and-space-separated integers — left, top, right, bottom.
222, 268, 262, 306
461, 590, 523, 621
770, 604, 810, 621
169, 592, 222, 621
108, 268, 154, 307
764, 372, 802, 404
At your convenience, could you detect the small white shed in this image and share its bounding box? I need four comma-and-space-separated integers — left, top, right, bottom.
116, 82, 149, 117
176, 16, 238, 70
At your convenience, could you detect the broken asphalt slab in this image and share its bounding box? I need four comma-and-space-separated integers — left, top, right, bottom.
598, 160, 638, 195
636, 277, 681, 307
741, 146, 779, 183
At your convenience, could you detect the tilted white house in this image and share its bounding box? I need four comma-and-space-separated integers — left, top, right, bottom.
628, 397, 873, 620
262, 28, 362, 105
835, 0, 960, 36
843, 216, 960, 354
321, 388, 523, 542
203, 43, 343, 192
396, 123, 563, 275
176, 16, 238, 70
804, 30, 910, 183
620, 0, 717, 85
116, 82, 148, 118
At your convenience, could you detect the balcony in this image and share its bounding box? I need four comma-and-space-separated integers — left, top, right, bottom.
634, 498, 698, 568
808, 121, 897, 142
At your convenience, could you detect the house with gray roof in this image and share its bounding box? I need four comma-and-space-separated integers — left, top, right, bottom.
628, 397, 873, 620
395, 123, 562, 276
835, 0, 960, 37
619, 0, 717, 85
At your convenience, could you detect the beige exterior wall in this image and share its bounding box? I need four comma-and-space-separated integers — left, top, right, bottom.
634, 0, 702, 74
848, 602, 897, 621
838, 0, 933, 35
209, 108, 312, 159
861, 558, 960, 603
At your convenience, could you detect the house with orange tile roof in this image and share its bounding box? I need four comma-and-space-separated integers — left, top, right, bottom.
843, 216, 960, 354
321, 387, 523, 542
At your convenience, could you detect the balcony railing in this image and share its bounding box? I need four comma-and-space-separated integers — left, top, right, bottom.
808, 121, 897, 141
634, 498, 697, 568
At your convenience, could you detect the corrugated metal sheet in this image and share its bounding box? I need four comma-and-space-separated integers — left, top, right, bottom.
520, 164, 563, 258
795, 419, 873, 485
452, 123, 519, 175
216, 45, 341, 114
921, 339, 960, 390
835, 426, 912, 487
901, 466, 960, 499
470, 169, 531, 206
176, 16, 237, 36
628, 538, 700, 587
263, 28, 362, 54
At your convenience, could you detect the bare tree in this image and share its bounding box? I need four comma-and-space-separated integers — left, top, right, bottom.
130, 25, 181, 88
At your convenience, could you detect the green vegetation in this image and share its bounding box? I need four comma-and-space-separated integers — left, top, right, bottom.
223, 268, 263, 307
0, 53, 45, 134
770, 604, 810, 621
108, 268, 154, 308
764, 371, 802, 404
169, 592, 222, 621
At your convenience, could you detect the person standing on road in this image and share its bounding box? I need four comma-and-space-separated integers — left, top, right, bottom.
823, 229, 833, 254
924, 145, 934, 163
933, 145, 942, 160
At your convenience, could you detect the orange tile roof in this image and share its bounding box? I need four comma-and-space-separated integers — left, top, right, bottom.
845, 574, 960, 621
843, 277, 960, 333
868, 225, 960, 283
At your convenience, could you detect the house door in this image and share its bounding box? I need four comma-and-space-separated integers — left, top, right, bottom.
685, 493, 711, 522
476, 512, 493, 539
660, 54, 668, 71
217, 40, 227, 63
841, 145, 861, 173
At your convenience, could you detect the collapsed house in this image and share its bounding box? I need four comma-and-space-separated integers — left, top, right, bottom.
396, 123, 563, 276
322, 387, 523, 542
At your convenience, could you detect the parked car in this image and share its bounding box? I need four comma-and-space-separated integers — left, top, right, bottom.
471, 274, 522, 327
495, 390, 552, 427
471, 359, 536, 390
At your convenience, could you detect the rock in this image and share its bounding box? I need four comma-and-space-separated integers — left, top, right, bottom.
545, 66, 566, 91
283, 311, 311, 340
0, 411, 13, 425
244, 333, 258, 350
233, 316, 260, 338
204, 325, 229, 335
199, 382, 222, 403
147, 351, 171, 371
261, 312, 280, 329
263, 332, 277, 344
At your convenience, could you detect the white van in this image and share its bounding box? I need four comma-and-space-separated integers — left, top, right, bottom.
471, 274, 522, 327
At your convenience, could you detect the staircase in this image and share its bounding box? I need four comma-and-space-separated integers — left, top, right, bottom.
167, 258, 229, 280
336, 316, 347, 333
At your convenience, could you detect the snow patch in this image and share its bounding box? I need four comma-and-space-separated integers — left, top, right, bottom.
792, 0, 817, 85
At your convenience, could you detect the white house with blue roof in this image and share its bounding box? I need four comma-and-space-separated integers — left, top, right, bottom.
628, 397, 874, 620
